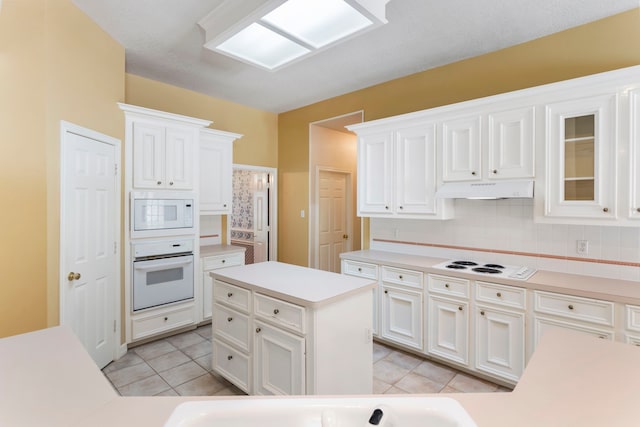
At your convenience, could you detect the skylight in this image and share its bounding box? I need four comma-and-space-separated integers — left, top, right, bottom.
199, 0, 389, 71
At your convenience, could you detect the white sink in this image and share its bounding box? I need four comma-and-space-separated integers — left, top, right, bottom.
164, 396, 477, 427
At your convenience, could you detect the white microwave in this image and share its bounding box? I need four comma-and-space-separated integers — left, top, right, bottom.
131, 192, 195, 238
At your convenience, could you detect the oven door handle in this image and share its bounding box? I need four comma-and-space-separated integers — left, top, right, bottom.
134, 258, 193, 272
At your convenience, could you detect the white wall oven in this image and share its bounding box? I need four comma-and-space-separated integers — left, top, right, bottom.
132, 239, 194, 311
131, 191, 195, 238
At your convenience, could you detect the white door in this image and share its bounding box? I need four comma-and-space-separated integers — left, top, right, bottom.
60, 122, 120, 369
318, 170, 349, 273
253, 172, 270, 263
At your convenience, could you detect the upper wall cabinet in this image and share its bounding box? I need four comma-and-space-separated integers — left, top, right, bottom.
119, 103, 212, 191
628, 88, 640, 222
200, 128, 242, 215
352, 121, 453, 219
543, 94, 617, 220
441, 107, 535, 182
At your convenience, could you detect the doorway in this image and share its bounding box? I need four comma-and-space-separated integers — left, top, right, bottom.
59, 121, 121, 369
231, 165, 278, 264
309, 111, 363, 271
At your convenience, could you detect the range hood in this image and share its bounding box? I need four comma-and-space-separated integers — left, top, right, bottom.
435, 180, 534, 199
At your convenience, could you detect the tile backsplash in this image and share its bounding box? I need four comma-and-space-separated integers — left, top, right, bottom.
369, 199, 640, 282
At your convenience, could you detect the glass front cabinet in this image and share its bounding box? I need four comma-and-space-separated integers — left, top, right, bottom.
544, 94, 617, 219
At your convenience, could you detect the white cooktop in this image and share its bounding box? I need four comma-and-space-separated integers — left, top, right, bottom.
432, 260, 537, 281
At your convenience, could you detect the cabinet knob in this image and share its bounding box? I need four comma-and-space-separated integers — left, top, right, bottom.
164, 317, 168, 321
445, 284, 450, 288
255, 327, 261, 333
492, 169, 498, 174
227, 355, 233, 360
496, 292, 502, 298
223, 204, 227, 208
458, 306, 463, 311
227, 292, 233, 298
222, 259, 226, 263
603, 207, 609, 213
358, 268, 362, 272
568, 304, 574, 310
398, 275, 403, 280
227, 317, 233, 322
636, 208, 640, 213
169, 181, 174, 186
157, 181, 162, 185
399, 206, 403, 210
480, 310, 485, 316
385, 206, 389, 210
471, 171, 476, 176
384, 290, 388, 294
273, 308, 279, 315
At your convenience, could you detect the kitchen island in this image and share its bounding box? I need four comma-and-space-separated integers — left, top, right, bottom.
209, 261, 376, 395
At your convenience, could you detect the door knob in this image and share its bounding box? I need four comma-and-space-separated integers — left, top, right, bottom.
343, 234, 348, 239
67, 272, 81, 281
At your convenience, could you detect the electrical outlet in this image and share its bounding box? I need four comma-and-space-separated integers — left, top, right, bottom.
577, 240, 589, 255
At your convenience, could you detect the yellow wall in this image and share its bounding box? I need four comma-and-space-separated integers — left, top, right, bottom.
277, 8, 640, 266
0, 0, 125, 337
125, 75, 278, 167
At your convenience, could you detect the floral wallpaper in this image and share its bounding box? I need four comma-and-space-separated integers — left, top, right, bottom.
231, 169, 254, 241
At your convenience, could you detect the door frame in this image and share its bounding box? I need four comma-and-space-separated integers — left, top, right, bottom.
59, 120, 123, 361
311, 167, 354, 270
231, 164, 278, 262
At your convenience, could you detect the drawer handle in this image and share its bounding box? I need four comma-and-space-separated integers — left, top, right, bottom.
598, 336, 606, 340
384, 290, 388, 294
480, 310, 485, 316
256, 327, 262, 333
227, 355, 233, 360
445, 284, 450, 288
222, 259, 226, 263
458, 306, 463, 311
398, 275, 403, 280
603, 207, 609, 213
358, 268, 362, 272
496, 292, 502, 298
164, 317, 168, 321
273, 308, 280, 315
492, 169, 498, 174
568, 304, 574, 310
227, 292, 233, 298
227, 317, 233, 322
471, 171, 476, 176
157, 181, 162, 185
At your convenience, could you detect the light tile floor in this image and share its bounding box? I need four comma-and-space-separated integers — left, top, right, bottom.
102, 325, 511, 396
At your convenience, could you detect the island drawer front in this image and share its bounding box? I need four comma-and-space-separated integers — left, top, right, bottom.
428, 274, 470, 299
534, 291, 614, 326
214, 280, 251, 313
381, 266, 423, 289
203, 253, 244, 271
626, 305, 640, 332
131, 303, 195, 341
213, 303, 250, 351
475, 281, 526, 310
254, 293, 306, 334
212, 338, 250, 393
341, 260, 378, 280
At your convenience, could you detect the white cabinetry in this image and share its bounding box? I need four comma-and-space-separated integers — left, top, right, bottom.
624, 305, 640, 345
211, 263, 373, 396
199, 128, 241, 215
352, 122, 452, 219
426, 274, 470, 365
441, 107, 535, 182
380, 266, 424, 350
474, 281, 526, 383
628, 89, 640, 221
543, 94, 618, 220
532, 290, 614, 352
341, 259, 379, 336
201, 249, 245, 321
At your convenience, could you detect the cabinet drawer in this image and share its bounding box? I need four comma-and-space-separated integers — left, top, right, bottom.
428, 274, 470, 299
534, 291, 614, 327
203, 253, 244, 271
475, 281, 526, 310
131, 304, 195, 341
626, 305, 640, 332
213, 280, 251, 313
213, 303, 250, 351
212, 338, 250, 393
341, 260, 378, 280
254, 293, 306, 334
381, 266, 423, 289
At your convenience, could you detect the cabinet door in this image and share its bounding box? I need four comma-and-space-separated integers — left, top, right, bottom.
475, 306, 524, 382
357, 131, 394, 215
487, 107, 535, 179
395, 124, 438, 215
427, 296, 468, 365
629, 89, 640, 220
165, 127, 195, 189
545, 94, 617, 219
253, 321, 305, 395
202, 270, 214, 320
381, 285, 423, 350
532, 316, 613, 354
200, 137, 233, 214
441, 115, 482, 182
132, 122, 165, 189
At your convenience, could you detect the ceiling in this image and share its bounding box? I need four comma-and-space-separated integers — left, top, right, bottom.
72, 0, 639, 114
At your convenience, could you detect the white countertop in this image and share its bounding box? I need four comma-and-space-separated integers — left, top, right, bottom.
3, 326, 640, 426
210, 261, 377, 308
341, 250, 640, 304
199, 244, 246, 258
